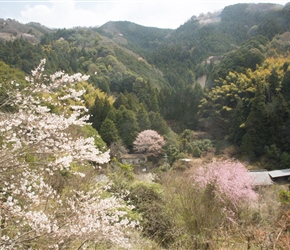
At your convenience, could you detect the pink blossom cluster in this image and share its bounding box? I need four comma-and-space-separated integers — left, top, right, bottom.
194, 159, 258, 220
0, 60, 137, 249
133, 129, 165, 155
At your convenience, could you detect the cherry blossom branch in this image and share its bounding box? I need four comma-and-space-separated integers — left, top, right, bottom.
0, 59, 137, 249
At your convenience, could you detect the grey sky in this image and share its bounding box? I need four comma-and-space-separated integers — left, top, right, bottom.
0, 0, 289, 29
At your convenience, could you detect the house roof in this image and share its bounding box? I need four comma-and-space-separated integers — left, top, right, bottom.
268, 168, 290, 178
120, 154, 146, 159
248, 168, 290, 185
249, 171, 273, 186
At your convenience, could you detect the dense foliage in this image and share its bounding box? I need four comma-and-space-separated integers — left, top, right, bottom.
199, 55, 290, 166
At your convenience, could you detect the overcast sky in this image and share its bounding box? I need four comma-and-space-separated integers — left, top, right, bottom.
0, 0, 289, 29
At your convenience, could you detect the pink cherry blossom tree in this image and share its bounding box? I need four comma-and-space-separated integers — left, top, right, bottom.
193, 159, 258, 222
133, 129, 165, 156
0, 59, 138, 249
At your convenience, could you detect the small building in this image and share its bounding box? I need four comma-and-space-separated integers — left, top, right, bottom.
120, 154, 147, 165
249, 168, 290, 186
268, 168, 290, 184
249, 170, 273, 186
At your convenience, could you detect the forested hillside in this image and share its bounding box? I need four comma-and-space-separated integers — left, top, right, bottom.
1, 2, 290, 166
1, 3, 290, 248
96, 21, 173, 56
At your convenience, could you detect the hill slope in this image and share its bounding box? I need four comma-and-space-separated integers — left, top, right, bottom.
0, 18, 52, 43
96, 21, 173, 56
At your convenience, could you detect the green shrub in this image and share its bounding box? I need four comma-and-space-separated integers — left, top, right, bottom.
109, 160, 135, 194
185, 139, 213, 157
129, 181, 173, 247
280, 151, 290, 169
279, 189, 290, 205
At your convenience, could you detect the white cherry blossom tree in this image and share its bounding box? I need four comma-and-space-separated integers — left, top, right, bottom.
133, 129, 165, 156
0, 59, 137, 249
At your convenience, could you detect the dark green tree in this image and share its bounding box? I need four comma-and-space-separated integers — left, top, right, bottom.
136, 103, 151, 131
266, 68, 280, 102
228, 98, 247, 145
133, 80, 160, 112
113, 93, 127, 109
89, 96, 112, 131
149, 111, 170, 136
281, 69, 290, 105
124, 92, 139, 112
100, 118, 120, 145
116, 106, 139, 149
241, 83, 268, 158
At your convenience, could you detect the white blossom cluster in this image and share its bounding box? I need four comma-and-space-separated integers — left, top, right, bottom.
133, 129, 165, 155
0, 60, 137, 249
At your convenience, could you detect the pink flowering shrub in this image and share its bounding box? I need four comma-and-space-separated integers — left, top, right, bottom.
194, 159, 258, 221
0, 60, 137, 249
133, 129, 165, 155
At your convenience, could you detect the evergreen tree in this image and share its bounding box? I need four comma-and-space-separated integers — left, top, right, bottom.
100, 117, 120, 145
113, 93, 127, 109
133, 81, 160, 112
124, 92, 139, 111
228, 99, 247, 145
116, 106, 139, 149
268, 93, 290, 150
241, 83, 268, 157
281, 70, 290, 105
182, 83, 204, 129
137, 103, 151, 131
266, 68, 280, 102
149, 111, 169, 135
89, 96, 112, 131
